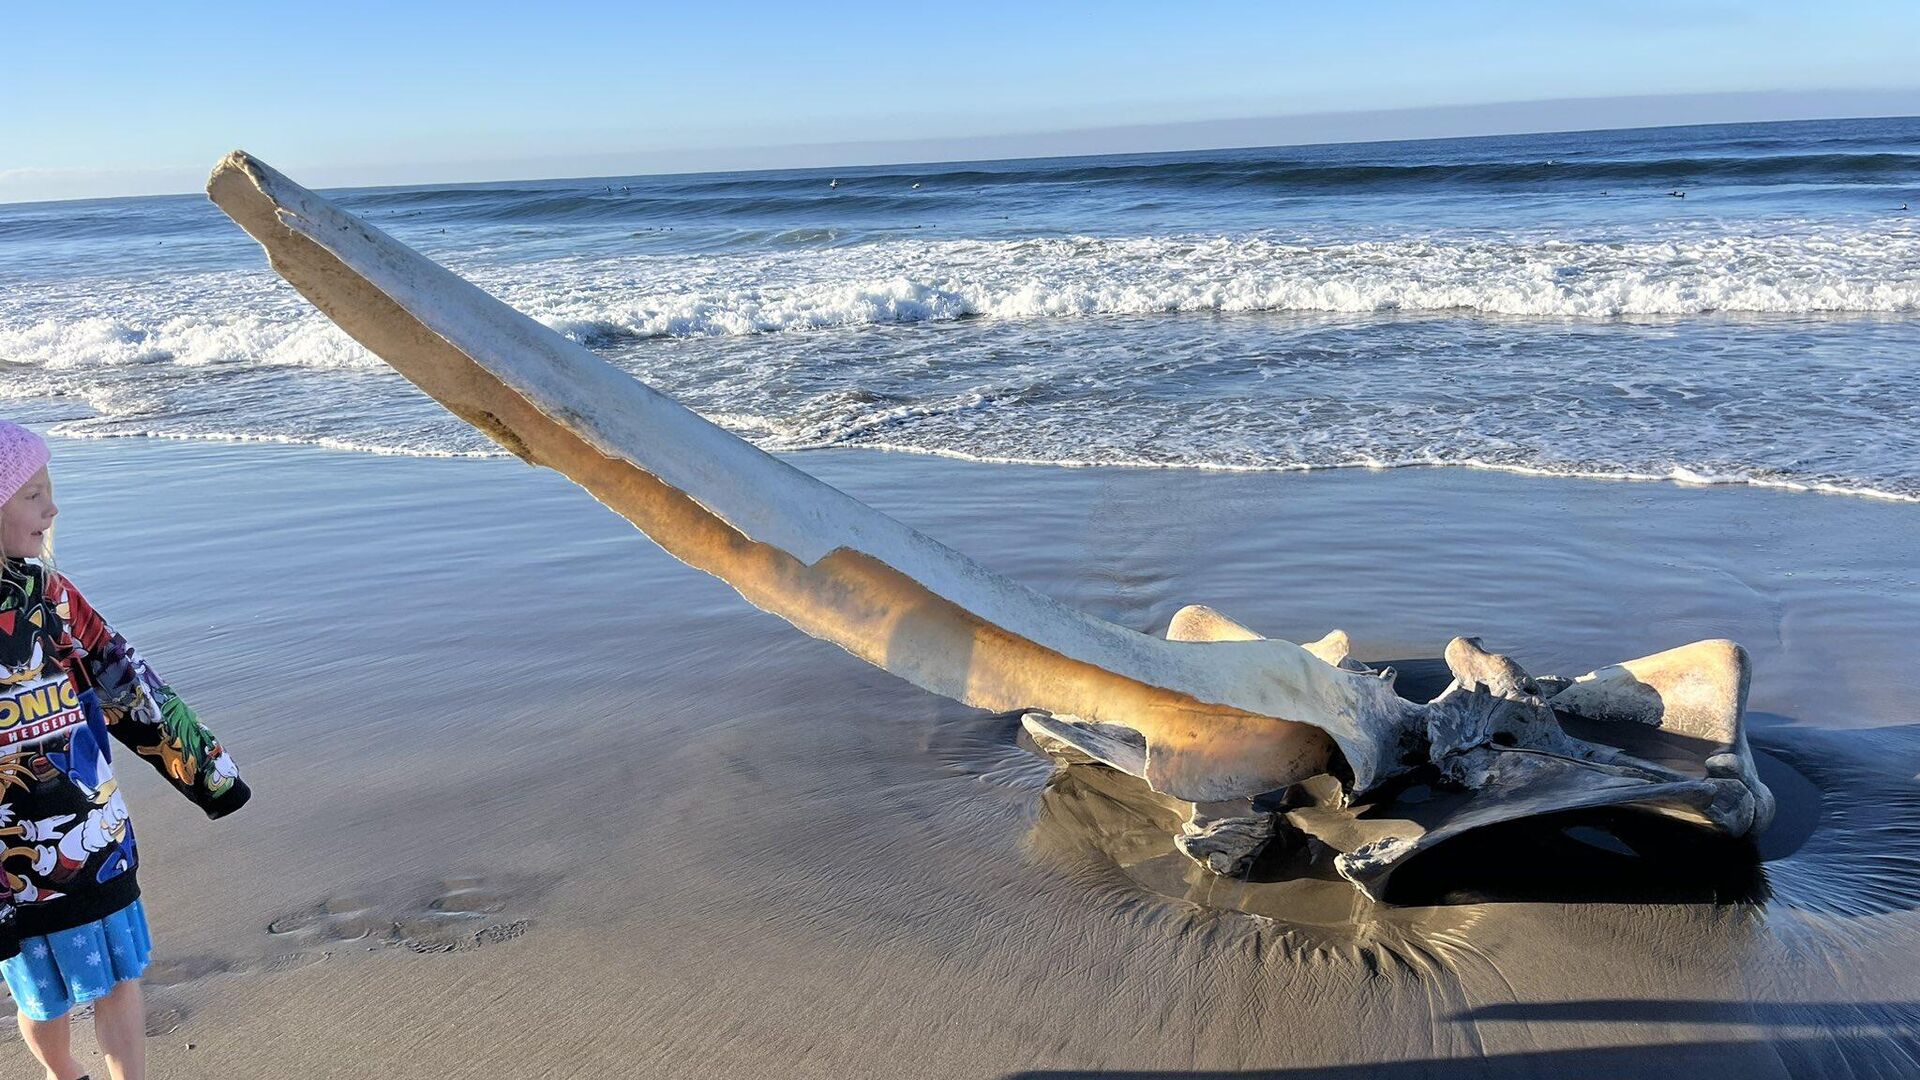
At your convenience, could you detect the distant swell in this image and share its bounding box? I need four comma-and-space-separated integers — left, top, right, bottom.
301, 152, 1920, 227
926, 152, 1920, 192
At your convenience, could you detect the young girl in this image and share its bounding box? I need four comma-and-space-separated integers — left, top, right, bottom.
0, 420, 249, 1080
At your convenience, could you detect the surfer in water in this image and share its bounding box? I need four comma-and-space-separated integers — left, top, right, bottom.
0, 419, 252, 1080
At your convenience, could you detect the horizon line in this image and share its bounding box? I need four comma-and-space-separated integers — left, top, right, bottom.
5, 87, 1919, 207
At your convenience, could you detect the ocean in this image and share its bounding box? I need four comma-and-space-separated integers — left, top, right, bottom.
3, 116, 1917, 500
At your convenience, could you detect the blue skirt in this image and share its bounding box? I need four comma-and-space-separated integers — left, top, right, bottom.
2, 899, 152, 1022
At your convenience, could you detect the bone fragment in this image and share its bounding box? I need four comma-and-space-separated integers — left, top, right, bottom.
1547, 639, 1773, 832
1176, 801, 1281, 877
1166, 605, 1263, 642
1166, 606, 1369, 673
1549, 639, 1749, 742
1025, 710, 1279, 876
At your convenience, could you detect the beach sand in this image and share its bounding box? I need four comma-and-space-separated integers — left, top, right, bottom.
6, 434, 1918, 1078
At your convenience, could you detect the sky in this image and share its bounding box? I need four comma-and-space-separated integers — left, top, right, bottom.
3, 1, 1918, 202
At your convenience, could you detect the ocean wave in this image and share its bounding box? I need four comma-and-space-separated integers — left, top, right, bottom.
736, 389, 1018, 450
394, 228, 1920, 340
538, 276, 977, 342
0, 200, 225, 243
7, 226, 1917, 370
308, 148, 1920, 218
958, 152, 1920, 192
0, 311, 377, 371
18, 302, 1917, 506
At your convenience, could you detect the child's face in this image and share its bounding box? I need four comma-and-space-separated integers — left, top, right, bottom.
1, 466, 58, 559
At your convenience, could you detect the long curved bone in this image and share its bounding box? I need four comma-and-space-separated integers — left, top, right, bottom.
209, 154, 1776, 895
207, 152, 1423, 803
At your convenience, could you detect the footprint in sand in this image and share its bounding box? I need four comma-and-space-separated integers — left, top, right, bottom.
128, 954, 244, 1036
266, 893, 393, 942
259, 950, 331, 973
143, 953, 237, 986
394, 877, 527, 953
143, 1000, 191, 1036
265, 875, 536, 955
54, 991, 194, 1038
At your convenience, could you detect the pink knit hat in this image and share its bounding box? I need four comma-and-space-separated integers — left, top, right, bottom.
0, 420, 52, 505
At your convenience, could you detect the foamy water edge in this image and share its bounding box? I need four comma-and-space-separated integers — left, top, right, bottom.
43, 425, 1920, 505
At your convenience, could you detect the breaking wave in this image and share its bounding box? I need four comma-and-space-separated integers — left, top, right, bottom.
5, 225, 1919, 375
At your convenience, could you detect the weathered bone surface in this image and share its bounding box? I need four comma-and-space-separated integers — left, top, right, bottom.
1168, 606, 1366, 672
207, 152, 1774, 899
1025, 618, 1771, 896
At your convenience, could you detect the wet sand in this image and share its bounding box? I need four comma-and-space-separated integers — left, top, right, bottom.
7, 435, 1919, 1078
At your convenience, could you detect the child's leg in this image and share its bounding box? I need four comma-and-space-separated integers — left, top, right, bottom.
89, 978, 145, 1080
15, 1009, 89, 1080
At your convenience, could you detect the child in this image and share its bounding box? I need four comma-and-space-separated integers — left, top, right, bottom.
0, 420, 249, 1080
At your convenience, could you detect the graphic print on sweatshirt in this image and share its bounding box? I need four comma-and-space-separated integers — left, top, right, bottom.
1, 669, 86, 751
0, 561, 248, 959
0, 679, 138, 903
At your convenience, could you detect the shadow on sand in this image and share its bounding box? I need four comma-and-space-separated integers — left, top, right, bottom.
1001, 1008, 1920, 1077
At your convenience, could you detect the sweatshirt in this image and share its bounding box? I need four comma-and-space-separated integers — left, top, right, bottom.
0, 560, 249, 961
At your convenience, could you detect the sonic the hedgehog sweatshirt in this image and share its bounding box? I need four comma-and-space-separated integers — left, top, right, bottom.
0, 560, 249, 961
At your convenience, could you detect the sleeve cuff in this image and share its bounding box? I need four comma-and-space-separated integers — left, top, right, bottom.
203, 778, 252, 820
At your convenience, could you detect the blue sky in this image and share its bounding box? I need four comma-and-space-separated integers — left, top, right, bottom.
3, 1, 1917, 202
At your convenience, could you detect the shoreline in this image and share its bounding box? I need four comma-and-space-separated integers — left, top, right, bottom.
5, 433, 1918, 1078
30, 424, 1920, 506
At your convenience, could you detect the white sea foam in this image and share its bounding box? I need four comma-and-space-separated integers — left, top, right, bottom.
6, 226, 1920, 374
825, 441, 1920, 504
46, 424, 507, 459
0, 305, 375, 372
515, 230, 1920, 342
35, 420, 1920, 504
6, 223, 1918, 506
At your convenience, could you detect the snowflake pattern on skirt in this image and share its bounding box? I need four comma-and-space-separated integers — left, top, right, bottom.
1, 899, 151, 1022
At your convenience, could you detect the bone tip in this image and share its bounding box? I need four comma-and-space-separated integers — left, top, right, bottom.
1311, 628, 1351, 652
206, 150, 270, 200
1167, 603, 1217, 629
1665, 638, 1752, 689
209, 149, 255, 182
1165, 604, 1262, 642
1704, 638, 1753, 693
1705, 638, 1750, 663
